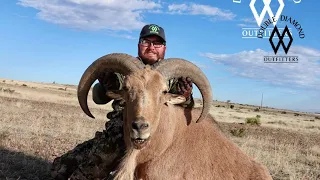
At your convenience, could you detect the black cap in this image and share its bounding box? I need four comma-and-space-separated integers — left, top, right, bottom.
139, 24, 166, 42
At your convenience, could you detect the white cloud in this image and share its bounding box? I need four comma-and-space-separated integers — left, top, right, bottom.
168, 4, 188, 12
285, 90, 298, 95
167, 3, 236, 20
241, 18, 256, 23
17, 0, 162, 31
200, 46, 320, 90
147, 9, 163, 14
237, 24, 247, 27
17, 0, 236, 37
236, 17, 257, 27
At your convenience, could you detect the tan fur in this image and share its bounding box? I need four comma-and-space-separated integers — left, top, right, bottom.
113, 149, 139, 180
113, 66, 273, 180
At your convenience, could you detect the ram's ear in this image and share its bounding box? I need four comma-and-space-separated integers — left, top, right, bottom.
165, 93, 186, 105
106, 90, 125, 100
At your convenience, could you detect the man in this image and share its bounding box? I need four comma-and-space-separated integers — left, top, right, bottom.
93, 24, 194, 109
51, 24, 194, 179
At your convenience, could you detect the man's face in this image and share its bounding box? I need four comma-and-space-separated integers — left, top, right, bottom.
138, 36, 166, 65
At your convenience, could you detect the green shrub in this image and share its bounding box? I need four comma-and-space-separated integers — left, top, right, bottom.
294, 113, 300, 116
3, 88, 15, 94
245, 117, 261, 126
230, 127, 246, 137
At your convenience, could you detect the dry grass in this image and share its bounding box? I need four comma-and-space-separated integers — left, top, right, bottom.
1, 78, 320, 180
220, 123, 320, 180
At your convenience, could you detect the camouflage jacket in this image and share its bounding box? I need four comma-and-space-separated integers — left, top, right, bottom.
92, 58, 195, 109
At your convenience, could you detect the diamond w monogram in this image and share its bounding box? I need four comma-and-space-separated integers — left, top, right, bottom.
249, 0, 285, 27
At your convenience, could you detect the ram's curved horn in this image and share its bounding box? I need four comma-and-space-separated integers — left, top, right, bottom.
153, 58, 212, 123
77, 53, 145, 118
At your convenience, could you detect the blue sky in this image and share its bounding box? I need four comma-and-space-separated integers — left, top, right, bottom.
1, 0, 319, 113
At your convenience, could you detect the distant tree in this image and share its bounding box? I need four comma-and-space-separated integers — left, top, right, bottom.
226, 100, 231, 109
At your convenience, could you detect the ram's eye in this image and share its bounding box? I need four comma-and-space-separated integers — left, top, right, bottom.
122, 86, 129, 91
162, 90, 168, 94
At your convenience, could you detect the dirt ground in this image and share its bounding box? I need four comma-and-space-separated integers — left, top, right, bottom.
0, 78, 319, 180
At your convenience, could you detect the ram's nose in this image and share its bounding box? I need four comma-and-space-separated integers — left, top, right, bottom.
132, 121, 149, 131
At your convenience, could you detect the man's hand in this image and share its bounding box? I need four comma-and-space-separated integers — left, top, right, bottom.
177, 77, 193, 100
97, 72, 120, 91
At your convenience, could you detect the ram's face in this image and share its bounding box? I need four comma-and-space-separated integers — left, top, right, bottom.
124, 70, 167, 149
107, 68, 186, 149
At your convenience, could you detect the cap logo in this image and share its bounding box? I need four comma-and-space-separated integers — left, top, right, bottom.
149, 25, 160, 34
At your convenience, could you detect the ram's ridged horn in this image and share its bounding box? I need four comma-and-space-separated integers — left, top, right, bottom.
77, 53, 144, 118
153, 58, 213, 123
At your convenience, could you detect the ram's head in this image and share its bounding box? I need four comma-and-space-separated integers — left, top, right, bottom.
77, 53, 212, 149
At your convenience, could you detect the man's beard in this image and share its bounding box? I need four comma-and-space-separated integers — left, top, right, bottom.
138, 50, 165, 64
145, 50, 159, 58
